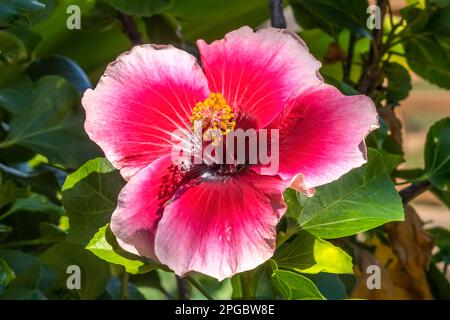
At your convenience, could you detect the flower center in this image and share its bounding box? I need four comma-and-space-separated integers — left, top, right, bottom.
190, 93, 236, 144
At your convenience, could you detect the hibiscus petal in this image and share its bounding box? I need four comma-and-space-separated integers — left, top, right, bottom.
82, 45, 209, 179
197, 26, 322, 128
110, 156, 182, 260
154, 172, 287, 281
265, 84, 379, 190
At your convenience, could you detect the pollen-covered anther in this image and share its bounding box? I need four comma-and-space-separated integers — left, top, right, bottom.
190, 93, 236, 144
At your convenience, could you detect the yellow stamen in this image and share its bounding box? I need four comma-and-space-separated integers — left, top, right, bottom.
191, 93, 236, 145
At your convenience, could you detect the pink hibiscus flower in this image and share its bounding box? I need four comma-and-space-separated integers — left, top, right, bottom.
82, 26, 378, 281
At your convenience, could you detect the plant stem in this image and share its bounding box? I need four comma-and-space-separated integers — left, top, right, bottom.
117, 13, 143, 45
0, 210, 13, 222
186, 276, 214, 300
269, 0, 286, 29
176, 275, 189, 300
120, 271, 129, 300
357, 0, 388, 95
0, 139, 16, 149
386, 0, 395, 29
343, 33, 356, 83
240, 272, 253, 300
399, 180, 432, 204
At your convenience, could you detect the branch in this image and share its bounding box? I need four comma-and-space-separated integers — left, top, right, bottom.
386, 0, 395, 29
176, 275, 189, 300
269, 0, 287, 29
399, 180, 432, 204
117, 13, 143, 46
343, 33, 357, 83
357, 0, 388, 95
120, 271, 129, 300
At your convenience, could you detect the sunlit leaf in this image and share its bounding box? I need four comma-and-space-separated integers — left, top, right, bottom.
271, 270, 325, 300
275, 230, 353, 274
62, 158, 125, 246
297, 149, 404, 238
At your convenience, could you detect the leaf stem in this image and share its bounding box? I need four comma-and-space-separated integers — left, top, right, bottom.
116, 13, 143, 46
120, 270, 129, 300
186, 275, 214, 300
0, 140, 15, 149
399, 180, 432, 204
176, 275, 189, 300
240, 272, 253, 300
269, 0, 286, 29
343, 33, 356, 83
0, 209, 13, 222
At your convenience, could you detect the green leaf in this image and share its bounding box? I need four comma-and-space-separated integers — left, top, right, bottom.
283, 188, 306, 222
0, 179, 27, 209
385, 62, 412, 105
41, 242, 110, 299
0, 145, 35, 164
307, 273, 348, 299
14, 167, 61, 203
429, 0, 450, 8
7, 27, 42, 55
275, 230, 353, 274
86, 225, 158, 274
0, 76, 33, 114
0, 249, 55, 299
81, 2, 116, 33
62, 158, 125, 246
0, 0, 46, 27
378, 150, 404, 174
6, 193, 64, 216
168, 0, 269, 42
105, 277, 146, 300
289, 0, 369, 37
0, 249, 38, 275
0, 30, 28, 66
0, 76, 100, 168
271, 270, 325, 300
323, 75, 360, 96
399, 4, 450, 89
298, 149, 404, 238
430, 227, 450, 251
144, 13, 180, 46
427, 263, 450, 299
425, 5, 450, 36
0, 224, 12, 234
393, 168, 424, 181
0, 258, 15, 288
103, 0, 173, 17
424, 117, 450, 190
400, 6, 430, 32
366, 119, 405, 172
250, 261, 279, 299
39, 222, 67, 242
403, 35, 450, 89
432, 186, 450, 208
230, 274, 242, 299
0, 262, 47, 299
